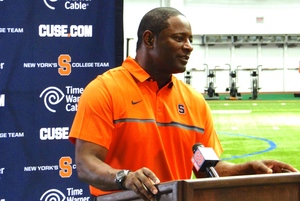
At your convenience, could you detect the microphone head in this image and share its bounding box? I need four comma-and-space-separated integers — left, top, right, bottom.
191, 143, 219, 172
192, 143, 204, 153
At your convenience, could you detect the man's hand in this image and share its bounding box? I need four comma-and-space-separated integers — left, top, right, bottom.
214, 160, 298, 177
123, 167, 160, 201
246, 159, 299, 174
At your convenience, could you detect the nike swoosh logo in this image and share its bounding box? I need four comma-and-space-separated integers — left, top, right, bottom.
131, 100, 142, 105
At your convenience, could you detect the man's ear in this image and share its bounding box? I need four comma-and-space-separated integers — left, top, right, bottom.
143, 31, 154, 47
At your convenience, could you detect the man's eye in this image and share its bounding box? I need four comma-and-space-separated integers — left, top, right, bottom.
173, 36, 184, 41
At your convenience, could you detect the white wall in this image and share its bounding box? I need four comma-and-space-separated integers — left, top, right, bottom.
124, 0, 300, 93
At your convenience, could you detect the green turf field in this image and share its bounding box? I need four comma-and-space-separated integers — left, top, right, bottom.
206, 97, 300, 171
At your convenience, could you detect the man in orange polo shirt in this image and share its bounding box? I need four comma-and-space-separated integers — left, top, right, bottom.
69, 7, 298, 201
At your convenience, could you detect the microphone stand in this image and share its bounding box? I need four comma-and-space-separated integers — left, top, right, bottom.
206, 166, 219, 178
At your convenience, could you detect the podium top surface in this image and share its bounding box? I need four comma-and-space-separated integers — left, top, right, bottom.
185, 172, 300, 188
97, 172, 300, 201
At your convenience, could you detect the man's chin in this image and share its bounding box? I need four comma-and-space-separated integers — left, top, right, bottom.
174, 66, 187, 74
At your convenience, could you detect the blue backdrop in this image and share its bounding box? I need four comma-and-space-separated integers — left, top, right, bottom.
0, 0, 124, 200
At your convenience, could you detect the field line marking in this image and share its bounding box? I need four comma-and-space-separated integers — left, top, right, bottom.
218, 132, 276, 161
212, 110, 252, 114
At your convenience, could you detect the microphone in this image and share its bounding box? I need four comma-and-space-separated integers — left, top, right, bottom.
191, 143, 220, 178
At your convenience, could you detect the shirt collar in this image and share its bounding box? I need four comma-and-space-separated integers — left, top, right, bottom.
122, 56, 150, 82
123, 57, 174, 89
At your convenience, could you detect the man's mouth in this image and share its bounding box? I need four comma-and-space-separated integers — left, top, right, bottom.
178, 55, 190, 63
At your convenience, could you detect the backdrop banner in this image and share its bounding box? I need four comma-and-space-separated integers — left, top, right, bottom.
0, 0, 123, 200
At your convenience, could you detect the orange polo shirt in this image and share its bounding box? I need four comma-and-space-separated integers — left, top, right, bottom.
69, 56, 223, 196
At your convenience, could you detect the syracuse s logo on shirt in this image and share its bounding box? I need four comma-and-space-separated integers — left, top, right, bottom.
178, 104, 185, 114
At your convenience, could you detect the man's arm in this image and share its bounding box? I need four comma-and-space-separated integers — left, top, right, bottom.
194, 160, 298, 178
75, 138, 116, 190
214, 160, 298, 176
74, 139, 160, 200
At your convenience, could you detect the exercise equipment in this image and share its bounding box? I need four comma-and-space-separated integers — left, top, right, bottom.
225, 64, 242, 100
204, 64, 219, 100
184, 70, 192, 85
249, 65, 261, 100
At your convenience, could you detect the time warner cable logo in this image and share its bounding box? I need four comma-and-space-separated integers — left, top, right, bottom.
40, 87, 64, 113
44, 0, 57, 10
0, 94, 5, 107
44, 0, 91, 10
0, 168, 5, 201
40, 188, 89, 201
40, 189, 66, 201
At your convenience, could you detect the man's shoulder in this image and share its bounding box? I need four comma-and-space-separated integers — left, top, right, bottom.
98, 65, 129, 80
172, 77, 205, 100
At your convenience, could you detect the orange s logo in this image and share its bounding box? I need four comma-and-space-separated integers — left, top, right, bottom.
59, 156, 72, 178
58, 54, 71, 76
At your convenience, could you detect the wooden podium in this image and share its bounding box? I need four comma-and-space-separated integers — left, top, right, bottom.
96, 173, 300, 201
